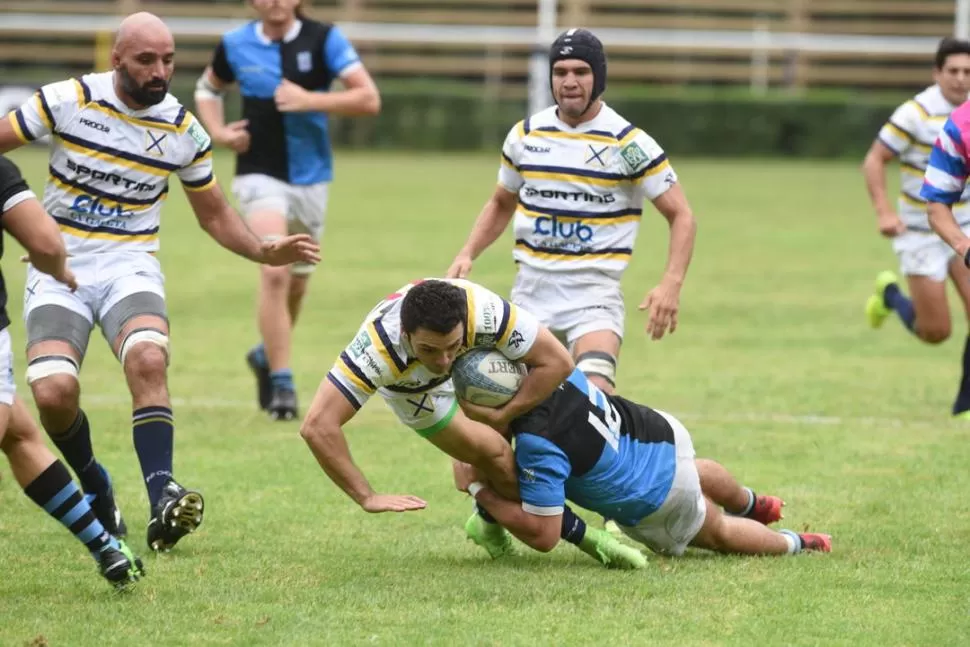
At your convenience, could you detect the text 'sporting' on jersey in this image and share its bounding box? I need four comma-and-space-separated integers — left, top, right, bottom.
210, 19, 362, 185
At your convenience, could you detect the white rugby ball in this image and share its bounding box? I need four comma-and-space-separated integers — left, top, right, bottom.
452, 348, 528, 408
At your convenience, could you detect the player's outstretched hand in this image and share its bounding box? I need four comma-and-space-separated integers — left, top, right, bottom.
259, 234, 321, 266
639, 278, 681, 341
446, 254, 473, 279
360, 494, 427, 513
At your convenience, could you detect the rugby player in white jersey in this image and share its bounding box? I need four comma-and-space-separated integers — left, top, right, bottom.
862, 37, 970, 417
0, 12, 320, 552
447, 28, 697, 396
299, 278, 647, 568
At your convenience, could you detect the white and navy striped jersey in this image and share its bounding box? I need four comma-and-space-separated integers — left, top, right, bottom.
498, 103, 677, 279
920, 101, 970, 206
8, 71, 215, 255
877, 84, 970, 230
327, 279, 540, 435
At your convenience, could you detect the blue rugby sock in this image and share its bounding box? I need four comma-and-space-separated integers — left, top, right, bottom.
270, 368, 295, 392
883, 283, 916, 332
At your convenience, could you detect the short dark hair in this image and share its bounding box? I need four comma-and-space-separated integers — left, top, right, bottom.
936, 37, 970, 69
400, 280, 468, 335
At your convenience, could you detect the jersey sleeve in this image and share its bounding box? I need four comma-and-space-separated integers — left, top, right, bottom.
618, 128, 677, 201
0, 156, 34, 216
497, 121, 525, 193
210, 39, 236, 83
323, 26, 363, 78
921, 117, 969, 205
466, 283, 540, 360
8, 78, 80, 143
326, 321, 406, 410
877, 101, 921, 156
175, 114, 216, 193
514, 432, 569, 516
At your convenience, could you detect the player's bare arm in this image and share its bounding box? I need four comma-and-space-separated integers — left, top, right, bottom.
300, 378, 427, 513
194, 67, 250, 154
862, 140, 906, 237
453, 462, 559, 551
185, 183, 321, 266
0, 114, 28, 154
425, 410, 519, 500
274, 67, 380, 116
929, 201, 970, 258
639, 182, 697, 341
3, 196, 76, 290
447, 185, 519, 279
461, 327, 574, 430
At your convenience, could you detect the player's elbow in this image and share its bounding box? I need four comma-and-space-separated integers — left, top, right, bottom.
361, 89, 381, 115
299, 411, 337, 445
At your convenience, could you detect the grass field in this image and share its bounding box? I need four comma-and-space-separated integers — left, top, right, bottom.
1, 146, 969, 646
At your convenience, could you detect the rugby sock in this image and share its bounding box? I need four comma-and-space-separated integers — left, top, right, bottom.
883, 283, 916, 332
24, 460, 118, 557
49, 409, 107, 495
476, 502, 498, 524
952, 335, 970, 415
270, 368, 295, 392
250, 343, 268, 368
780, 529, 801, 554
560, 505, 587, 544
132, 406, 174, 508
738, 487, 756, 517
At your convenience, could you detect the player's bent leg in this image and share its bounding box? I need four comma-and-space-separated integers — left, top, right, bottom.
690, 498, 831, 555
110, 310, 203, 552
288, 272, 311, 326
907, 275, 951, 344
696, 458, 783, 525
947, 258, 970, 417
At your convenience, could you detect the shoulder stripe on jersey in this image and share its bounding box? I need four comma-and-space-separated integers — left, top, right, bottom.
495, 299, 511, 343
630, 155, 670, 181
327, 372, 362, 410
192, 145, 213, 162
339, 351, 377, 393
10, 111, 33, 142
464, 287, 477, 347
74, 78, 92, 106
369, 318, 409, 375
497, 302, 518, 347
36, 93, 55, 131
887, 121, 916, 142
57, 131, 180, 173
385, 375, 451, 394
181, 174, 216, 192
174, 107, 187, 127
616, 123, 636, 141
519, 199, 642, 220
88, 100, 190, 134
877, 135, 901, 155
519, 164, 627, 182
501, 152, 517, 170
516, 120, 526, 139
523, 117, 532, 135
909, 100, 930, 120
49, 165, 168, 206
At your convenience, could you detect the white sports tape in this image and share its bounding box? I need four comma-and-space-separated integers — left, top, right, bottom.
193, 73, 224, 101
120, 329, 170, 366
576, 355, 617, 384
26, 356, 79, 385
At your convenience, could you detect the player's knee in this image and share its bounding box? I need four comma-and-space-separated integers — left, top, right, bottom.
120, 328, 170, 377
261, 263, 290, 291
920, 323, 951, 344
532, 536, 559, 553
576, 351, 617, 390
27, 357, 80, 414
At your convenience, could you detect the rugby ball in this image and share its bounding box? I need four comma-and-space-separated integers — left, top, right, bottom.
452, 348, 528, 407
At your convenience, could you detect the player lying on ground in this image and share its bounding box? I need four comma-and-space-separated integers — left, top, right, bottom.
299, 278, 644, 567
453, 368, 832, 560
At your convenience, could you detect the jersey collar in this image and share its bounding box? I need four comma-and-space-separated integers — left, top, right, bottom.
255, 19, 303, 45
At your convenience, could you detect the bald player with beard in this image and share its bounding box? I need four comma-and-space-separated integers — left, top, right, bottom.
0, 12, 321, 553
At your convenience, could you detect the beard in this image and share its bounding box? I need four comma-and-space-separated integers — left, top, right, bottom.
118, 65, 169, 107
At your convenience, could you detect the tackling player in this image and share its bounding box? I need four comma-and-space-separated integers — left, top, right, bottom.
454, 368, 832, 559
195, 0, 380, 421
300, 278, 645, 568
0, 12, 320, 552
446, 28, 697, 396
863, 38, 970, 417
0, 155, 144, 588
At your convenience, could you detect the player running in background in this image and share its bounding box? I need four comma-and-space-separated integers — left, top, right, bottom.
0, 12, 320, 552
863, 38, 970, 417
300, 278, 645, 568
447, 28, 697, 396
0, 155, 144, 588
454, 368, 832, 560
195, 0, 380, 421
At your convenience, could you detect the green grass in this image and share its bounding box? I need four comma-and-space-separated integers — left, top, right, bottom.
1, 148, 969, 646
